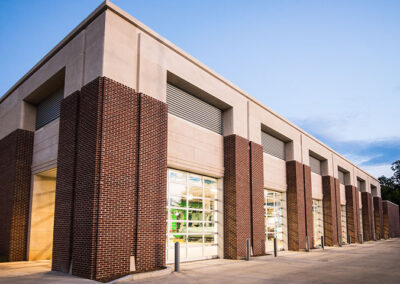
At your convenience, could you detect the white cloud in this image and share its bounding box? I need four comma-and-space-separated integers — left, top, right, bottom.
341, 153, 382, 167
359, 164, 393, 179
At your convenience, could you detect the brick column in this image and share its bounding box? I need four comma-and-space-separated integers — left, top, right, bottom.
345, 185, 360, 243
322, 176, 338, 246
383, 201, 400, 238
52, 77, 167, 282
52, 92, 80, 273
249, 141, 265, 256
355, 188, 361, 241
0, 129, 34, 262
361, 192, 374, 241
286, 161, 306, 250
303, 165, 313, 248
373, 197, 383, 239
334, 179, 342, 242
223, 135, 251, 259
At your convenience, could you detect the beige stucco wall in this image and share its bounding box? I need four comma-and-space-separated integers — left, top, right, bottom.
28, 170, 56, 260
263, 153, 287, 192
168, 114, 224, 178
311, 172, 323, 200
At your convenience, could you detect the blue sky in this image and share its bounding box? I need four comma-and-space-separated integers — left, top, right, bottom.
1, 0, 399, 178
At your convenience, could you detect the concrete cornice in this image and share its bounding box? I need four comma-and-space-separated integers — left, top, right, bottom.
0, 0, 380, 184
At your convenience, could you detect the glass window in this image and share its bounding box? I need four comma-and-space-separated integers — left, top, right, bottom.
312, 199, 324, 248
264, 190, 287, 252
166, 169, 219, 262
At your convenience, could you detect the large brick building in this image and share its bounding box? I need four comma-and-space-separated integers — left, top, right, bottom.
0, 1, 399, 282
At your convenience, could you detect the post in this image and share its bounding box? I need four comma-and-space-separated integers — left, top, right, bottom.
366, 233, 369, 242
360, 234, 363, 244
174, 242, 180, 272
347, 235, 351, 244
246, 239, 250, 261
306, 236, 310, 252
339, 235, 342, 247
274, 237, 277, 257
321, 236, 324, 250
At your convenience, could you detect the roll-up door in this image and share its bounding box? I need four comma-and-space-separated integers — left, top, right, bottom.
35, 87, 64, 130
261, 131, 285, 160
309, 156, 321, 175
167, 83, 223, 134
338, 170, 346, 185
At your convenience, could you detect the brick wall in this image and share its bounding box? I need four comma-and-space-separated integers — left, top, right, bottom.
355, 188, 361, 241
303, 165, 313, 249
345, 185, 360, 243
0, 129, 34, 261
52, 77, 167, 282
249, 141, 265, 256
322, 176, 338, 246
373, 197, 383, 239
52, 92, 80, 272
334, 179, 342, 242
361, 192, 374, 241
383, 201, 400, 238
286, 161, 306, 250
223, 135, 251, 259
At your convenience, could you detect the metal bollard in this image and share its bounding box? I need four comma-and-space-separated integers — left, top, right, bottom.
360, 234, 363, 244
174, 242, 180, 272
246, 239, 251, 261
366, 233, 369, 242
306, 236, 310, 252
274, 237, 277, 257
321, 236, 324, 250
347, 235, 351, 244
339, 235, 342, 247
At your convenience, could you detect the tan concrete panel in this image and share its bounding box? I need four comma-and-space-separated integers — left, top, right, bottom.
29, 174, 56, 260
311, 172, 323, 200
249, 101, 302, 162
353, 166, 370, 193
103, 10, 137, 89
263, 153, 287, 192
301, 134, 333, 176
333, 154, 354, 186
0, 101, 22, 139
167, 114, 223, 178
32, 120, 59, 174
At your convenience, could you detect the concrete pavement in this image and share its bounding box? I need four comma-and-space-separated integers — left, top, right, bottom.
0, 239, 399, 284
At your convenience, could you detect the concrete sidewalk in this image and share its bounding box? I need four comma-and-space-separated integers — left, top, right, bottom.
0, 239, 399, 284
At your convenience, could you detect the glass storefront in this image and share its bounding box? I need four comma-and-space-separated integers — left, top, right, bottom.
264, 190, 287, 252
312, 199, 324, 248
166, 169, 219, 262
341, 205, 347, 244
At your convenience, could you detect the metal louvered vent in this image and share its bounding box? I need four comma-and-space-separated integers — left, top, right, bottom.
167, 83, 223, 134
35, 87, 64, 130
261, 131, 285, 160
309, 156, 321, 175
338, 170, 346, 185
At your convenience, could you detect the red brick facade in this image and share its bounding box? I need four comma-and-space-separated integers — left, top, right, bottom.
373, 197, 384, 239
52, 77, 167, 282
345, 185, 361, 243
0, 129, 34, 262
322, 176, 339, 246
361, 192, 374, 241
223, 135, 251, 259
303, 165, 314, 248
249, 142, 265, 256
286, 161, 306, 250
383, 201, 400, 238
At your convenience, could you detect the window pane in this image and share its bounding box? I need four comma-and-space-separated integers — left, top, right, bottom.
170, 209, 186, 221
204, 211, 215, 222
188, 210, 203, 221
204, 234, 216, 244
204, 199, 215, 211
169, 196, 187, 208
188, 198, 203, 209
188, 235, 203, 245
188, 222, 203, 234
170, 221, 187, 234
169, 183, 186, 197
168, 234, 186, 244
169, 170, 186, 184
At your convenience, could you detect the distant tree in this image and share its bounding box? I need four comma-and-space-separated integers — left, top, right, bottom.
378, 160, 400, 215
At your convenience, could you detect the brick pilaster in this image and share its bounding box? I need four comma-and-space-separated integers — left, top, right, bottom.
361, 192, 374, 241
52, 91, 80, 273
373, 197, 383, 239
0, 129, 34, 262
322, 176, 338, 246
383, 201, 400, 238
286, 161, 306, 250
303, 165, 313, 248
52, 77, 167, 282
223, 135, 251, 259
345, 185, 360, 243
249, 141, 265, 256
334, 179, 342, 242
